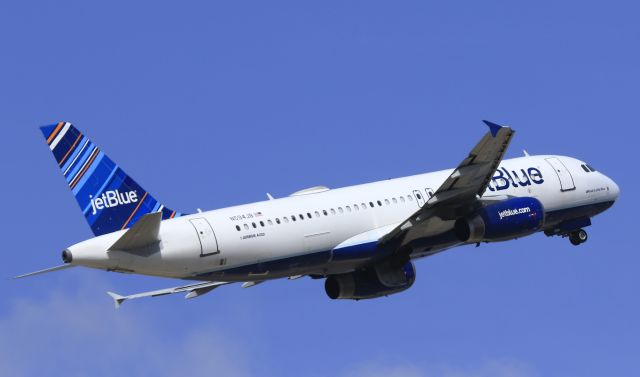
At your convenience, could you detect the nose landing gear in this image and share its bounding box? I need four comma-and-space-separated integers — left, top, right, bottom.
569, 229, 588, 246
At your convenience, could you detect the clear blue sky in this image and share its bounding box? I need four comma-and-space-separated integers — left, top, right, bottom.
1, 1, 637, 376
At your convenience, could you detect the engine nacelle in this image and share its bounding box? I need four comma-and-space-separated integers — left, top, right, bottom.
454, 197, 544, 243
324, 261, 416, 300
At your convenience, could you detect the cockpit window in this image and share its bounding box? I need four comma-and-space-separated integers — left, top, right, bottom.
581, 164, 597, 173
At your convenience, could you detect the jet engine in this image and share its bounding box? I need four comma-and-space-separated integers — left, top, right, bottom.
324, 261, 416, 300
454, 196, 544, 243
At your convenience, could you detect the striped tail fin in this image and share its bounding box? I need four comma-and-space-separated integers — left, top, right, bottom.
40, 122, 184, 236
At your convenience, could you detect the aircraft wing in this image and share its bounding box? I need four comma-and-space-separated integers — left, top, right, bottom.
107, 281, 231, 309
379, 121, 515, 250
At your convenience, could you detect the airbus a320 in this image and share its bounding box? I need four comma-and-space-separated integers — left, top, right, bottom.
18, 121, 619, 308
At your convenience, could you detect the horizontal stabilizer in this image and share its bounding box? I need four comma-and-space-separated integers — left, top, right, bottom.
15, 264, 76, 279
109, 212, 162, 251
107, 281, 230, 309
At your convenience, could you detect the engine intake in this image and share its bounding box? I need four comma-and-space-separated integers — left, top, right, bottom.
454, 197, 544, 243
325, 261, 416, 300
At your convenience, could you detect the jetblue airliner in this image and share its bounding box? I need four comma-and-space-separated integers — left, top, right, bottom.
19, 121, 619, 308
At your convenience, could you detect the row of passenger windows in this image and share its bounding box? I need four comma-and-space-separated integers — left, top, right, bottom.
234, 193, 419, 232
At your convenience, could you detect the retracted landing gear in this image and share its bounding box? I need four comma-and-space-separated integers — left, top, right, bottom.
569, 229, 588, 246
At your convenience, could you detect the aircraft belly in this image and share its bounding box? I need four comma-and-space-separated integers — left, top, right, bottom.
195, 250, 332, 281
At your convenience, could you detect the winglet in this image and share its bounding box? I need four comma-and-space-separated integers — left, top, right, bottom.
107, 291, 126, 309
483, 120, 503, 137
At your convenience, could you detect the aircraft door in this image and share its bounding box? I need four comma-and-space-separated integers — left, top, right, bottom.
413, 190, 426, 207
189, 218, 219, 257
545, 157, 576, 192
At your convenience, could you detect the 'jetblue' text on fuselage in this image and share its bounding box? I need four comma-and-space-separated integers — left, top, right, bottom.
487, 167, 544, 191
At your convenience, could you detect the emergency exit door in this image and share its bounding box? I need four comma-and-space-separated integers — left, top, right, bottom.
189, 218, 219, 257
545, 157, 576, 192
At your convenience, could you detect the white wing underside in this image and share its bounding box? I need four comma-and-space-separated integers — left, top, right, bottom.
107, 281, 231, 309
106, 277, 296, 308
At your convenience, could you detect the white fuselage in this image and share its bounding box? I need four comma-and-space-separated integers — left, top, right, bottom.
65, 155, 619, 281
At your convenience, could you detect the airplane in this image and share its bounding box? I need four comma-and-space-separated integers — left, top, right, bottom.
18, 121, 620, 308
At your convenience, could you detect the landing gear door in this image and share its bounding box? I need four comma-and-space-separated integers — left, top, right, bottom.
545, 157, 576, 192
413, 190, 426, 207
189, 218, 219, 257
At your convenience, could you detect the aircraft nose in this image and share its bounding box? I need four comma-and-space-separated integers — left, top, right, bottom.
607, 176, 620, 201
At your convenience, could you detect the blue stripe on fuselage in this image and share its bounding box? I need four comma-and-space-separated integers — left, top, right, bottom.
195, 240, 383, 281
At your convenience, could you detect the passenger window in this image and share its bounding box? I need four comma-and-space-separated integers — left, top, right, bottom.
346, 206, 352, 212
392, 198, 397, 204
283, 217, 289, 223
377, 200, 382, 206
338, 207, 344, 213
361, 203, 367, 209
291, 216, 296, 222
323, 210, 328, 216
384, 199, 390, 205
267, 219, 273, 225
307, 213, 312, 219
244, 224, 249, 230
330, 208, 336, 215
407, 195, 413, 201
400, 196, 405, 203
235, 225, 241, 231
298, 214, 304, 220
259, 221, 264, 227
314, 211, 320, 217
369, 202, 374, 208
276, 218, 281, 224
252, 222, 257, 228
